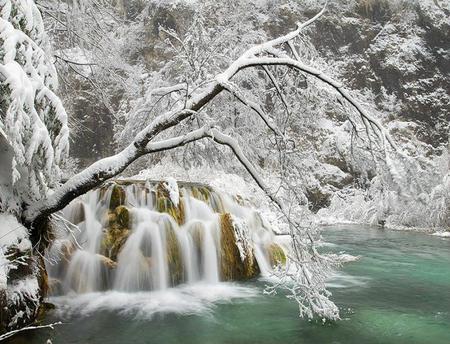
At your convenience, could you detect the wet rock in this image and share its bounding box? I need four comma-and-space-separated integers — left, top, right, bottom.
109, 185, 126, 210
165, 225, 183, 286
101, 226, 130, 262
156, 182, 185, 225
48, 277, 63, 296
267, 243, 286, 266
220, 213, 259, 281
115, 206, 131, 228
97, 254, 118, 270
36, 302, 56, 322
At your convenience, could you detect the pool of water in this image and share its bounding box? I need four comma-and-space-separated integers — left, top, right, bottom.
8, 225, 450, 344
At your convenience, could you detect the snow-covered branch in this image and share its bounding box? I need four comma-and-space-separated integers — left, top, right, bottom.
0, 322, 62, 341
233, 57, 397, 149
24, 114, 220, 226
24, 2, 393, 245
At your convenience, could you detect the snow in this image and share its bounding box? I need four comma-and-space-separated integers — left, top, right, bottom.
6, 276, 40, 327
7, 276, 40, 306
230, 215, 251, 262
0, 213, 30, 249
0, 213, 37, 323
1, 0, 69, 215
0, 214, 32, 291
162, 177, 180, 207
338, 254, 361, 263
131, 165, 284, 226
432, 231, 450, 238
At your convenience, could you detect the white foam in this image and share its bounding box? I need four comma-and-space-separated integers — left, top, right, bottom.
326, 272, 370, 289
50, 283, 259, 319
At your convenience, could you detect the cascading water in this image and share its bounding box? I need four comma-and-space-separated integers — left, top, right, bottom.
47, 179, 286, 296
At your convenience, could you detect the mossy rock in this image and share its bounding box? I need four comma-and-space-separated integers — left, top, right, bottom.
102, 228, 130, 261
36, 302, 56, 322
209, 193, 225, 213
220, 213, 259, 281
108, 184, 126, 210
190, 186, 211, 202
100, 205, 132, 260
189, 186, 224, 213
156, 180, 171, 199
267, 243, 286, 266
156, 195, 185, 225
101, 226, 130, 261
101, 211, 117, 227
115, 205, 131, 228
165, 225, 184, 286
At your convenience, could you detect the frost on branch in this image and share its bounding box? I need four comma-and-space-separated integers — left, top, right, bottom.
0, 0, 69, 215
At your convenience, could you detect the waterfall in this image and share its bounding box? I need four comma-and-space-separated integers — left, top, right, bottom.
48, 180, 286, 295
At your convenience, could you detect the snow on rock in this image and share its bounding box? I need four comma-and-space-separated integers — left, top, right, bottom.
229, 215, 252, 262
0, 214, 32, 290
6, 276, 40, 327
0, 213, 40, 330
162, 177, 179, 207
338, 254, 361, 263
131, 164, 287, 233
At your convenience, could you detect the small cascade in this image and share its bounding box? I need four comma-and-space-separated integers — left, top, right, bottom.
63, 191, 107, 293
47, 180, 287, 296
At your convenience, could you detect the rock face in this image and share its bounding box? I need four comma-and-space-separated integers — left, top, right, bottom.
307, 1, 449, 146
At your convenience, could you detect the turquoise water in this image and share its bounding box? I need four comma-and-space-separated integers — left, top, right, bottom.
8, 226, 450, 344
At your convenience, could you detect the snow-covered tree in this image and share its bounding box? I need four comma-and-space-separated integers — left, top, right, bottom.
0, 0, 69, 334
0, 0, 69, 216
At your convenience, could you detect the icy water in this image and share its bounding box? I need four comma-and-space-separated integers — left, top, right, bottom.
8, 225, 450, 344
